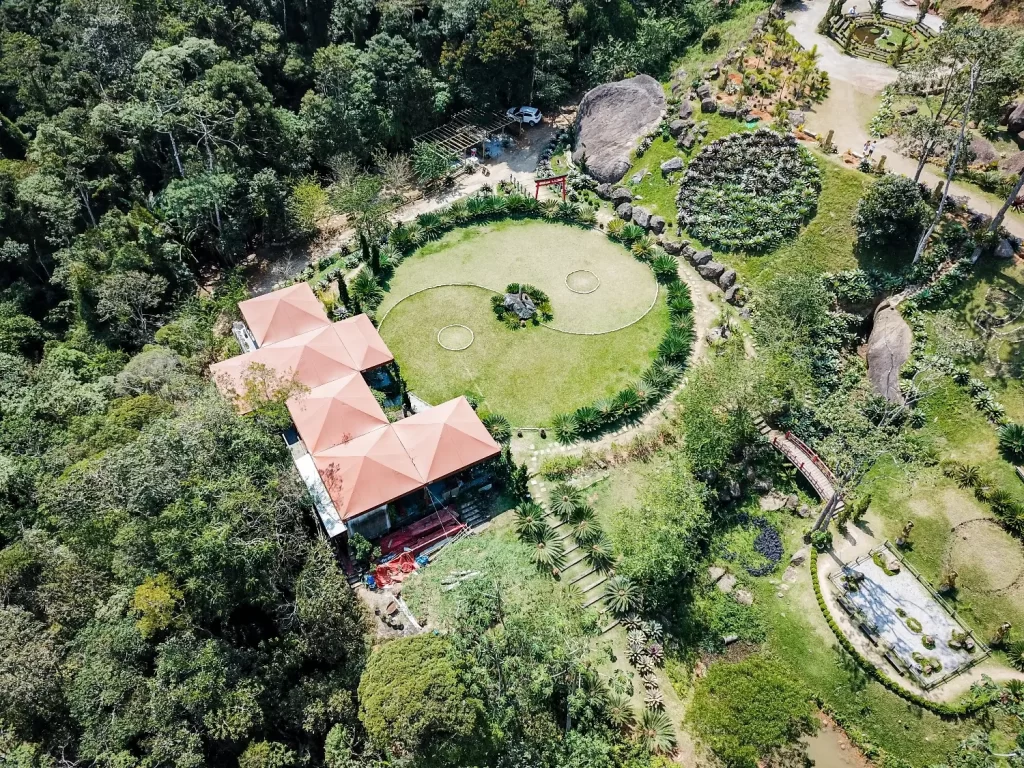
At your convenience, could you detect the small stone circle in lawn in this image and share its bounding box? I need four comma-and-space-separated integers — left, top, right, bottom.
565, 269, 601, 294
437, 324, 475, 351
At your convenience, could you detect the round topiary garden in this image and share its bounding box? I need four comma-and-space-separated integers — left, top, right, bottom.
676, 129, 821, 253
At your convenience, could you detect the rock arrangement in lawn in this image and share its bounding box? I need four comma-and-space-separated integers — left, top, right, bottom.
676, 129, 821, 253
491, 283, 553, 329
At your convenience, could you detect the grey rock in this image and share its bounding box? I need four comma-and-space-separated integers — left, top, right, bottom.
649, 215, 666, 234
708, 566, 727, 584
629, 169, 647, 185
788, 110, 806, 127
723, 634, 739, 645
734, 589, 754, 606
724, 285, 740, 304
701, 97, 717, 114
668, 119, 686, 137
696, 83, 712, 100
631, 207, 651, 229
1008, 101, 1024, 135
610, 187, 633, 204
785, 494, 799, 509
969, 136, 999, 166
663, 239, 683, 255
718, 268, 737, 290
898, 104, 918, 116
739, 307, 752, 319
867, 302, 912, 404
717, 573, 737, 593
573, 74, 667, 183
692, 249, 713, 266
1002, 151, 1024, 175
679, 100, 694, 120
996, 238, 1016, 259
595, 183, 612, 199
697, 261, 725, 280
615, 202, 633, 220
719, 104, 738, 119
660, 156, 683, 174
728, 480, 742, 499
680, 133, 696, 150
706, 65, 720, 79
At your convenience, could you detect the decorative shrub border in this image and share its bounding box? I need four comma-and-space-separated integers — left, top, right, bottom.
809, 548, 982, 717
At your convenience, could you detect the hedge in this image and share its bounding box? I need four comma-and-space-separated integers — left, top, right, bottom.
808, 548, 982, 717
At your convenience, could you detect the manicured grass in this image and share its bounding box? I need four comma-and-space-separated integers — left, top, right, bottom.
670, 0, 771, 80
379, 220, 660, 334
377, 221, 669, 426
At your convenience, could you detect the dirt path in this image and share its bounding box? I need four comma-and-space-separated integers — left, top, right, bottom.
787, 0, 1024, 241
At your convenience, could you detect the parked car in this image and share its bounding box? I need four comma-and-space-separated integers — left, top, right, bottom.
506, 106, 543, 125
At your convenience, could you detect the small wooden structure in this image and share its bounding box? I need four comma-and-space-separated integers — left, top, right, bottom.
413, 109, 519, 158
535, 174, 568, 200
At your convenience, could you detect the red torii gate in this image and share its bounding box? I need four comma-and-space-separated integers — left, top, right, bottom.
535, 174, 568, 200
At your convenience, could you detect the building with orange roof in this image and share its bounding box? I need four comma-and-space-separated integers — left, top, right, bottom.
212, 285, 502, 542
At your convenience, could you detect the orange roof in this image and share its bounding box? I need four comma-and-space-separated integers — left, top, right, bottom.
334, 314, 394, 370
313, 427, 425, 520
210, 325, 359, 411
240, 283, 330, 347
288, 374, 390, 454
391, 397, 501, 483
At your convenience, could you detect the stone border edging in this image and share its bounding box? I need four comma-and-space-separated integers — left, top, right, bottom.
437, 324, 475, 351
565, 269, 601, 295
378, 281, 660, 338
809, 547, 982, 717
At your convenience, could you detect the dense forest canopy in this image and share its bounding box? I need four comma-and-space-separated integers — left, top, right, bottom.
0, 0, 739, 766
0, 0, 725, 353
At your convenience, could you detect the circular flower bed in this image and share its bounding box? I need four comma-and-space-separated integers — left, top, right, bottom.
676, 129, 821, 253
437, 324, 475, 351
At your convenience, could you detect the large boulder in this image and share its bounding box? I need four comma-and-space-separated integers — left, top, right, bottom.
1000, 151, 1024, 175
719, 104, 738, 119
668, 119, 686, 138
595, 183, 612, 200
615, 202, 633, 221
632, 207, 652, 229
1008, 101, 1024, 135
788, 110, 806, 128
719, 269, 737, 290
701, 97, 717, 114
679, 100, 694, 120
696, 83, 712, 100
969, 136, 999, 166
573, 75, 666, 183
663, 240, 684, 255
610, 187, 633, 205
996, 238, 1016, 259
692, 249, 714, 265
867, 303, 912, 404
649, 215, 666, 234
697, 261, 726, 280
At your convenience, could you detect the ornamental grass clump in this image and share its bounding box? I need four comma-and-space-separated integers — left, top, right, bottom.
677, 128, 821, 253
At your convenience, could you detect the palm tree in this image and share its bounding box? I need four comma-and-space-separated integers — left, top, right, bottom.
573, 516, 602, 545
999, 423, 1024, 464
637, 707, 677, 755
586, 535, 615, 571
529, 525, 566, 573
514, 502, 547, 540
954, 463, 982, 490
551, 412, 578, 444
606, 692, 636, 730
550, 483, 581, 521
631, 236, 657, 262
350, 266, 383, 309
482, 413, 512, 445
604, 575, 641, 616
1007, 641, 1024, 672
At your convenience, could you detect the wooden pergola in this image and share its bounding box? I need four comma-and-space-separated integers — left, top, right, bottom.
413, 109, 519, 156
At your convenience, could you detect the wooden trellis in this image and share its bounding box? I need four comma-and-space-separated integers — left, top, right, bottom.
413, 109, 518, 156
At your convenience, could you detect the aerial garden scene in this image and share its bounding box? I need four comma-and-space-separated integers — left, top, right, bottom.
3, 0, 1024, 768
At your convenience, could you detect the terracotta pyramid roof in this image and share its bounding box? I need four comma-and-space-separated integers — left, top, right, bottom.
240, 283, 330, 347
210, 326, 359, 411
334, 314, 394, 370
288, 374, 389, 454
391, 397, 501, 483
313, 426, 425, 520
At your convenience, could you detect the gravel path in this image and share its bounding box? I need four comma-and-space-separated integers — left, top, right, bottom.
787, 0, 1024, 240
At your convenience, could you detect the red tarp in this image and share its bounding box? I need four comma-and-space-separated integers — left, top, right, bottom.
374, 552, 419, 586
380, 508, 463, 556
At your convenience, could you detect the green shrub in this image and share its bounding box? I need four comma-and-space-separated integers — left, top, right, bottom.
552, 412, 579, 444
852, 174, 930, 255
998, 423, 1024, 465
690, 654, 817, 768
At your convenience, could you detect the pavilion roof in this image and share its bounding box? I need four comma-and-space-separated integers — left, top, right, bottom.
288, 373, 389, 454
334, 314, 394, 370
240, 283, 330, 347
391, 396, 501, 483
313, 426, 425, 520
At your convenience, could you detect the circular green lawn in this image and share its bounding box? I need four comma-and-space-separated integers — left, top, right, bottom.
378, 221, 669, 426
